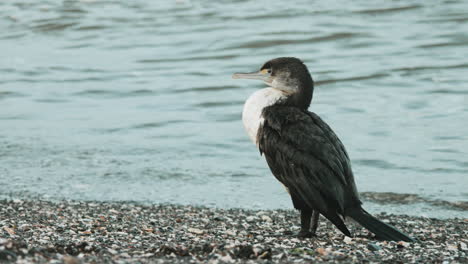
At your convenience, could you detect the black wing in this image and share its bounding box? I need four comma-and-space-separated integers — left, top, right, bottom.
258, 105, 361, 233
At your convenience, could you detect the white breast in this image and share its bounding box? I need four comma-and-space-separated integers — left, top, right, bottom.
242, 88, 286, 145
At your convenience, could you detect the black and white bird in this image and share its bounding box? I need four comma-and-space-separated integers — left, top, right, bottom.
233, 57, 413, 242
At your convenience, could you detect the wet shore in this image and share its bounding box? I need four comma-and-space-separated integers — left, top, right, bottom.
0, 199, 466, 263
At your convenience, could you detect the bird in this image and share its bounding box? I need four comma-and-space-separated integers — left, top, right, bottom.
232, 57, 414, 242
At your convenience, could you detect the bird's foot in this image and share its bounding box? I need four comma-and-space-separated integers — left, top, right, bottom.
297, 230, 315, 239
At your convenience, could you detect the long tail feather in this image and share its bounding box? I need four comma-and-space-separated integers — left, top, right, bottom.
348, 207, 414, 242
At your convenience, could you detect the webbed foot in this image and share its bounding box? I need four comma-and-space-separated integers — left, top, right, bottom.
297, 230, 315, 238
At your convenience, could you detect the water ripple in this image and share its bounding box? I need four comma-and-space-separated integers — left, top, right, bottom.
229, 32, 363, 49
73, 89, 157, 98
137, 55, 239, 64
315, 73, 388, 86
194, 100, 244, 108
174, 85, 239, 94
0, 91, 26, 100
355, 5, 422, 15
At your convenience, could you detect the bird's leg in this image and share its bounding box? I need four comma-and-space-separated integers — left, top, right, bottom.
297, 209, 313, 238
310, 210, 320, 235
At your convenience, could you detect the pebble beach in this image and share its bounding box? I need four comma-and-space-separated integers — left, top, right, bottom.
0, 199, 466, 263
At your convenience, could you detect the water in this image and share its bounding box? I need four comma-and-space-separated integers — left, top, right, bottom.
1, 0, 467, 218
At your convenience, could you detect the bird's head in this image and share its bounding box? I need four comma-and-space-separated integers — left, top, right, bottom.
233, 57, 314, 108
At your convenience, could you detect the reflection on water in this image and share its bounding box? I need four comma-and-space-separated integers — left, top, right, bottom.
1, 0, 467, 218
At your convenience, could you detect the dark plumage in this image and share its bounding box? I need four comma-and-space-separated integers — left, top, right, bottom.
234, 57, 414, 242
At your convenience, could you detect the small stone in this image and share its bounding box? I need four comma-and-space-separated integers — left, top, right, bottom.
261, 215, 272, 222
259, 248, 272, 259
235, 245, 254, 259
219, 254, 233, 262
459, 242, 467, 251
447, 244, 458, 251
316, 247, 327, 256
246, 216, 256, 222
397, 241, 409, 248
188, 228, 204, 235
226, 230, 236, 236
367, 243, 381, 251
3, 227, 15, 236
63, 256, 80, 264
344, 236, 353, 244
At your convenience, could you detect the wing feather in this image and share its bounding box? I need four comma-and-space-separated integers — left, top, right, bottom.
258, 106, 361, 218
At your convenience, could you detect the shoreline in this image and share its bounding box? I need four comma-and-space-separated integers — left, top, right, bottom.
0, 199, 466, 263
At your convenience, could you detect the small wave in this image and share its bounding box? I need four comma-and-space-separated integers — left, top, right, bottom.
354, 159, 400, 169
430, 148, 461, 154
62, 43, 93, 49
128, 89, 155, 95
214, 113, 241, 122
194, 100, 244, 108
230, 32, 361, 49
393, 63, 468, 73
173, 85, 238, 94
137, 54, 238, 64
73, 89, 118, 97
430, 158, 468, 169
97, 120, 188, 133
433, 135, 464, 140
140, 168, 191, 181
76, 25, 108, 31
355, 5, 422, 15
0, 33, 28, 40
428, 89, 468, 95
427, 167, 468, 174
73, 89, 156, 98
339, 107, 365, 113
368, 130, 390, 137
131, 120, 187, 130
360, 191, 468, 211
315, 73, 388, 86
403, 100, 428, 110
0, 91, 26, 100
227, 12, 306, 22
417, 42, 468, 49
0, 115, 30, 120
34, 98, 69, 103
32, 22, 78, 32
419, 17, 468, 23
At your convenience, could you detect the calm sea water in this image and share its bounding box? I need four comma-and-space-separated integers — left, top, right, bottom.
1, 0, 467, 218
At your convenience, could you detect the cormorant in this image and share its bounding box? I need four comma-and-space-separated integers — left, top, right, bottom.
233, 57, 413, 242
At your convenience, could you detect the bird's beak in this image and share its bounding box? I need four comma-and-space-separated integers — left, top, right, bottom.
232, 71, 269, 81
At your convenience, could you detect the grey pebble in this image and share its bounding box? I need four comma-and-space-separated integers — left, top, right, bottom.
0, 199, 466, 264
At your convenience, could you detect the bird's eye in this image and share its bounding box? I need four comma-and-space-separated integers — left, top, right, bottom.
267, 69, 272, 74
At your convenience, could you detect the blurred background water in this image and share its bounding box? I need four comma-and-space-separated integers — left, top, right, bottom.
1, 0, 467, 218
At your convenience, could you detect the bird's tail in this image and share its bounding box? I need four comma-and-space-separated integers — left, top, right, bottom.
347, 207, 414, 242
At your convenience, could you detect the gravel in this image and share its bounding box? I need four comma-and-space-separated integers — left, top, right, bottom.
0, 199, 466, 263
